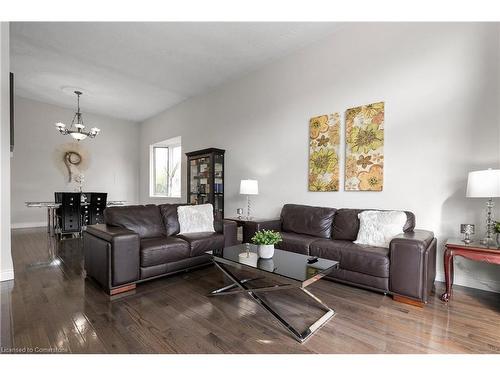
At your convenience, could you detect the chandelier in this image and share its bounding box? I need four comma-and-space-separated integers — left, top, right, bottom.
55, 91, 100, 141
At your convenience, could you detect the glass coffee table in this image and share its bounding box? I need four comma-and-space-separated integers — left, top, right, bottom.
207, 244, 339, 343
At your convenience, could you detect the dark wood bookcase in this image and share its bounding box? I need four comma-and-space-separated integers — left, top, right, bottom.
185, 148, 225, 220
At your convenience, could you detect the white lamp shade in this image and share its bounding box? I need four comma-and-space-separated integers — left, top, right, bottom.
466, 169, 500, 198
240, 179, 259, 195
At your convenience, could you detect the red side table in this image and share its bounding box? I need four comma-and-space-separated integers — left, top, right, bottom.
441, 238, 500, 302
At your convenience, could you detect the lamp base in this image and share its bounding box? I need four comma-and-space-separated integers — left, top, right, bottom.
481, 198, 495, 246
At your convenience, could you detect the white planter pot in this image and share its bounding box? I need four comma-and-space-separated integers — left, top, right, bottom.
257, 244, 275, 259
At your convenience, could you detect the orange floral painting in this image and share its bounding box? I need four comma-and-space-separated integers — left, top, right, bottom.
309, 113, 340, 191
345, 102, 384, 191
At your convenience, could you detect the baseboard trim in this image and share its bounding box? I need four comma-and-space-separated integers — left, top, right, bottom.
11, 221, 46, 229
436, 271, 500, 294
0, 269, 14, 282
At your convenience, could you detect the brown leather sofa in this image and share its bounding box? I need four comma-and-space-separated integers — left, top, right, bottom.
245, 204, 437, 306
83, 204, 237, 295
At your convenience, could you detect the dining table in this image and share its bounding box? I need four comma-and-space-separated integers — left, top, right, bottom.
25, 200, 127, 236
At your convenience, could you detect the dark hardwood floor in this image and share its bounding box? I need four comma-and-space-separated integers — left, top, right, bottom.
1, 228, 499, 354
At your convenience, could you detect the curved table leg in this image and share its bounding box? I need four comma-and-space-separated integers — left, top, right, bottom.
440, 247, 454, 302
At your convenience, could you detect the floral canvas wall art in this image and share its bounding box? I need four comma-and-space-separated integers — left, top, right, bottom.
308, 113, 340, 191
345, 102, 384, 191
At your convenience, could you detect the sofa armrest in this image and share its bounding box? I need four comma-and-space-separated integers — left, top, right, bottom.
83, 224, 140, 291
389, 230, 437, 303
243, 219, 282, 244
85, 224, 137, 242
215, 219, 238, 247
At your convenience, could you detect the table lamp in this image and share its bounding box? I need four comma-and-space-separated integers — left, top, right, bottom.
466, 168, 500, 245
240, 179, 258, 219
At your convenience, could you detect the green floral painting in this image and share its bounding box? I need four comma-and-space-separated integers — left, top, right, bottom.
308, 113, 340, 191
345, 102, 384, 191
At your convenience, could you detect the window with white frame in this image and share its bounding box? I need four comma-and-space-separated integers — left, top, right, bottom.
150, 137, 181, 198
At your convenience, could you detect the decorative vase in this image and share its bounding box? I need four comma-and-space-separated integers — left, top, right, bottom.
257, 244, 274, 259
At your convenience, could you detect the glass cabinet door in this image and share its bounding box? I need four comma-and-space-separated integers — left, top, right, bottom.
189, 156, 211, 205
186, 148, 225, 219
213, 153, 224, 220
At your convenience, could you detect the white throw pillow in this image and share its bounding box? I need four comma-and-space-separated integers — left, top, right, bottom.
354, 210, 407, 248
177, 204, 215, 234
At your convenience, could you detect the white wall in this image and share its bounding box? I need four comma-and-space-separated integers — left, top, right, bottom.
0, 22, 14, 282
11, 96, 140, 226
139, 23, 500, 293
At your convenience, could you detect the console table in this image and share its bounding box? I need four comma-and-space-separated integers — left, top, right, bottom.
440, 238, 500, 302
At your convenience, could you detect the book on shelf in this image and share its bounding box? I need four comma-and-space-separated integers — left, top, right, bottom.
214, 183, 223, 193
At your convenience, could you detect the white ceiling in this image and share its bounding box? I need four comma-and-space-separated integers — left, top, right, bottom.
10, 22, 341, 122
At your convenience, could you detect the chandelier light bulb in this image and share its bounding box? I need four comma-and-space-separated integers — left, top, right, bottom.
55, 122, 66, 128
75, 123, 85, 129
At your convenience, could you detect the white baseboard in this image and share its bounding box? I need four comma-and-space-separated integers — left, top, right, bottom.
11, 221, 46, 229
0, 269, 14, 282
436, 271, 500, 294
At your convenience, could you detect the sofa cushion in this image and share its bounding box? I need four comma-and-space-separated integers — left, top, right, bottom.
104, 205, 166, 239
140, 255, 212, 279
177, 232, 225, 257
332, 209, 416, 241
158, 204, 181, 236
280, 204, 336, 238
140, 237, 190, 267
159, 203, 189, 236
177, 204, 215, 234
275, 232, 320, 255
354, 210, 407, 248
310, 239, 390, 278
327, 268, 389, 292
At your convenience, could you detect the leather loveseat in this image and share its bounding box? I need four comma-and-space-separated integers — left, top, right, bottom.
83, 204, 237, 295
245, 204, 437, 306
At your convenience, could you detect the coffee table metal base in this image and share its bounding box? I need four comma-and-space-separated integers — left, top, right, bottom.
209, 261, 335, 343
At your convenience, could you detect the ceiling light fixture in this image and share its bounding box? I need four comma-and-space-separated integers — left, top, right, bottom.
55, 91, 100, 141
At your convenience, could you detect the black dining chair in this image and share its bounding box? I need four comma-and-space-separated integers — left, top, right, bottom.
56, 192, 82, 238
54, 192, 63, 235
88, 192, 107, 225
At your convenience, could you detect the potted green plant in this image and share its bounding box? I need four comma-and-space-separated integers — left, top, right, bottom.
494, 221, 500, 245
251, 229, 282, 259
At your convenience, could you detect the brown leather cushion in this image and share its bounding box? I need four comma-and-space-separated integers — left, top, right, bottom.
327, 268, 389, 292
280, 204, 336, 239
331, 209, 416, 241
177, 232, 225, 257
140, 255, 211, 279
104, 205, 166, 239
159, 203, 190, 236
310, 239, 390, 278
275, 232, 320, 255
140, 237, 190, 267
